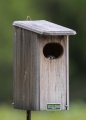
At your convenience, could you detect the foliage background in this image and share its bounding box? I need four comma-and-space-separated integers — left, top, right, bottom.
0, 0, 86, 119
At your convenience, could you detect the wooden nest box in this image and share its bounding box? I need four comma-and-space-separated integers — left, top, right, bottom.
13, 20, 76, 111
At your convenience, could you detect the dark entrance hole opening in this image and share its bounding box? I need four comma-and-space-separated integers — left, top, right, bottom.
43, 43, 63, 60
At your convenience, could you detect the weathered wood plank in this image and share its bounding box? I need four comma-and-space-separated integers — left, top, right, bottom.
13, 27, 40, 110
13, 27, 69, 111
38, 35, 67, 110
66, 36, 69, 110
13, 20, 76, 35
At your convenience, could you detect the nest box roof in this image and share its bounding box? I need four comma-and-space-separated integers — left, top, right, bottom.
13, 20, 76, 35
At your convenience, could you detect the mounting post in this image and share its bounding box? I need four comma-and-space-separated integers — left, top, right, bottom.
27, 110, 31, 120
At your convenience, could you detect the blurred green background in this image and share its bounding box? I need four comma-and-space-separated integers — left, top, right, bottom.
0, 0, 86, 119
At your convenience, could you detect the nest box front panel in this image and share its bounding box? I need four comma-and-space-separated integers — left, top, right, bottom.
38, 35, 68, 110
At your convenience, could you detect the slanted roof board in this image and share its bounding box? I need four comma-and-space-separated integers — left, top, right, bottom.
13, 20, 76, 35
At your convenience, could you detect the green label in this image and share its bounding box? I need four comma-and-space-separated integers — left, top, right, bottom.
47, 104, 60, 110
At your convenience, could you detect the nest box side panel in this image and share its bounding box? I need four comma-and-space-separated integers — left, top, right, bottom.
38, 35, 68, 110
66, 36, 69, 110
13, 27, 40, 110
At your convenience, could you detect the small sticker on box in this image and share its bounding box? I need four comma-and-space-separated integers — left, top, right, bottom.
47, 104, 61, 110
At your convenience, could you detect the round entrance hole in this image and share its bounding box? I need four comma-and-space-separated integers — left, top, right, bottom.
43, 43, 63, 60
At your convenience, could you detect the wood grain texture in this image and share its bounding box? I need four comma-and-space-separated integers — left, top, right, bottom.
66, 36, 69, 110
13, 27, 40, 110
13, 27, 69, 110
38, 35, 68, 110
13, 20, 76, 35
